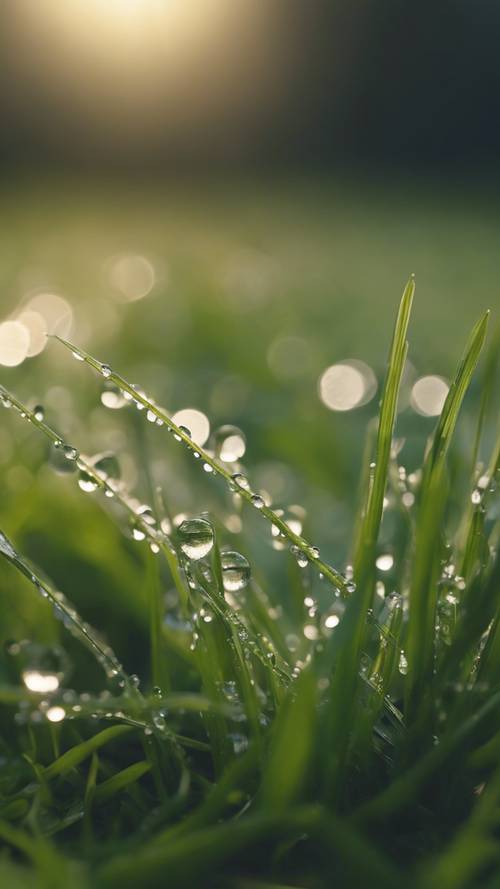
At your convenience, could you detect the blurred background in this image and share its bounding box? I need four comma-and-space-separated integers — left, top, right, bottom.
0, 1, 498, 677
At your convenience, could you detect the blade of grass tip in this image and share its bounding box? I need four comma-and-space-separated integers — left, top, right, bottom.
323, 275, 414, 801
405, 309, 490, 723
0, 383, 191, 615
425, 309, 490, 477
93, 760, 151, 804
50, 335, 349, 597
0, 528, 128, 688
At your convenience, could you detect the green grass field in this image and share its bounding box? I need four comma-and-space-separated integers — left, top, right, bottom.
0, 177, 498, 888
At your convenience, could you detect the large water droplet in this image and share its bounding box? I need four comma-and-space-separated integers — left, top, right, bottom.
100, 363, 112, 378
221, 551, 251, 592
92, 452, 121, 482
178, 518, 214, 560
33, 405, 45, 422
63, 445, 79, 461
213, 425, 246, 463
78, 471, 98, 493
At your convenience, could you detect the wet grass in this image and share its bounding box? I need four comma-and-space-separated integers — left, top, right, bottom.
0, 276, 499, 889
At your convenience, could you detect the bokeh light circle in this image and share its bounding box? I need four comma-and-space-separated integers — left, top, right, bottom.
410, 375, 449, 417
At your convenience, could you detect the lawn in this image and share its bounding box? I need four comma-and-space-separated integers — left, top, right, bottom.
0, 175, 498, 888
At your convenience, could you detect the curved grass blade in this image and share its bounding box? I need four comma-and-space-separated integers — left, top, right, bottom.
0, 383, 190, 611
51, 334, 349, 596
0, 528, 128, 687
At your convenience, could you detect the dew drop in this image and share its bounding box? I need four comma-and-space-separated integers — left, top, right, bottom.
231, 473, 250, 491
72, 351, 84, 362
63, 445, 79, 461
399, 650, 408, 675
100, 363, 112, 378
178, 518, 214, 560
250, 494, 264, 509
78, 471, 98, 493
291, 545, 308, 568
93, 452, 121, 482
221, 551, 251, 592
132, 523, 146, 542
33, 405, 45, 422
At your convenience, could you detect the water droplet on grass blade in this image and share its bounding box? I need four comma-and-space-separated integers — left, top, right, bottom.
63, 445, 79, 461
291, 545, 308, 568
250, 494, 264, 509
78, 471, 98, 493
100, 364, 112, 378
93, 452, 120, 482
33, 405, 45, 421
178, 518, 214, 560
221, 551, 251, 592
231, 472, 250, 491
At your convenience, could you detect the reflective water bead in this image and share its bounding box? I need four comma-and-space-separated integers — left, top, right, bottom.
221, 551, 251, 592
33, 405, 45, 421
291, 545, 308, 568
93, 452, 120, 482
78, 471, 98, 493
63, 445, 79, 461
178, 517, 214, 560
399, 651, 408, 675
231, 472, 250, 491
72, 350, 84, 361
100, 363, 112, 378
250, 494, 264, 509
132, 523, 146, 542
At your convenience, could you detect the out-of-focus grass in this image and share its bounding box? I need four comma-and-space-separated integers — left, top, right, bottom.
0, 174, 497, 662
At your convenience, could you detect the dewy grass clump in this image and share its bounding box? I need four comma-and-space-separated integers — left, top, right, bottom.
0, 278, 499, 889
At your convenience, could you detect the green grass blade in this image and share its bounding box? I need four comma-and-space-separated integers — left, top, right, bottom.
0, 528, 128, 686
51, 334, 349, 595
405, 310, 490, 723
93, 760, 151, 804
323, 276, 414, 800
